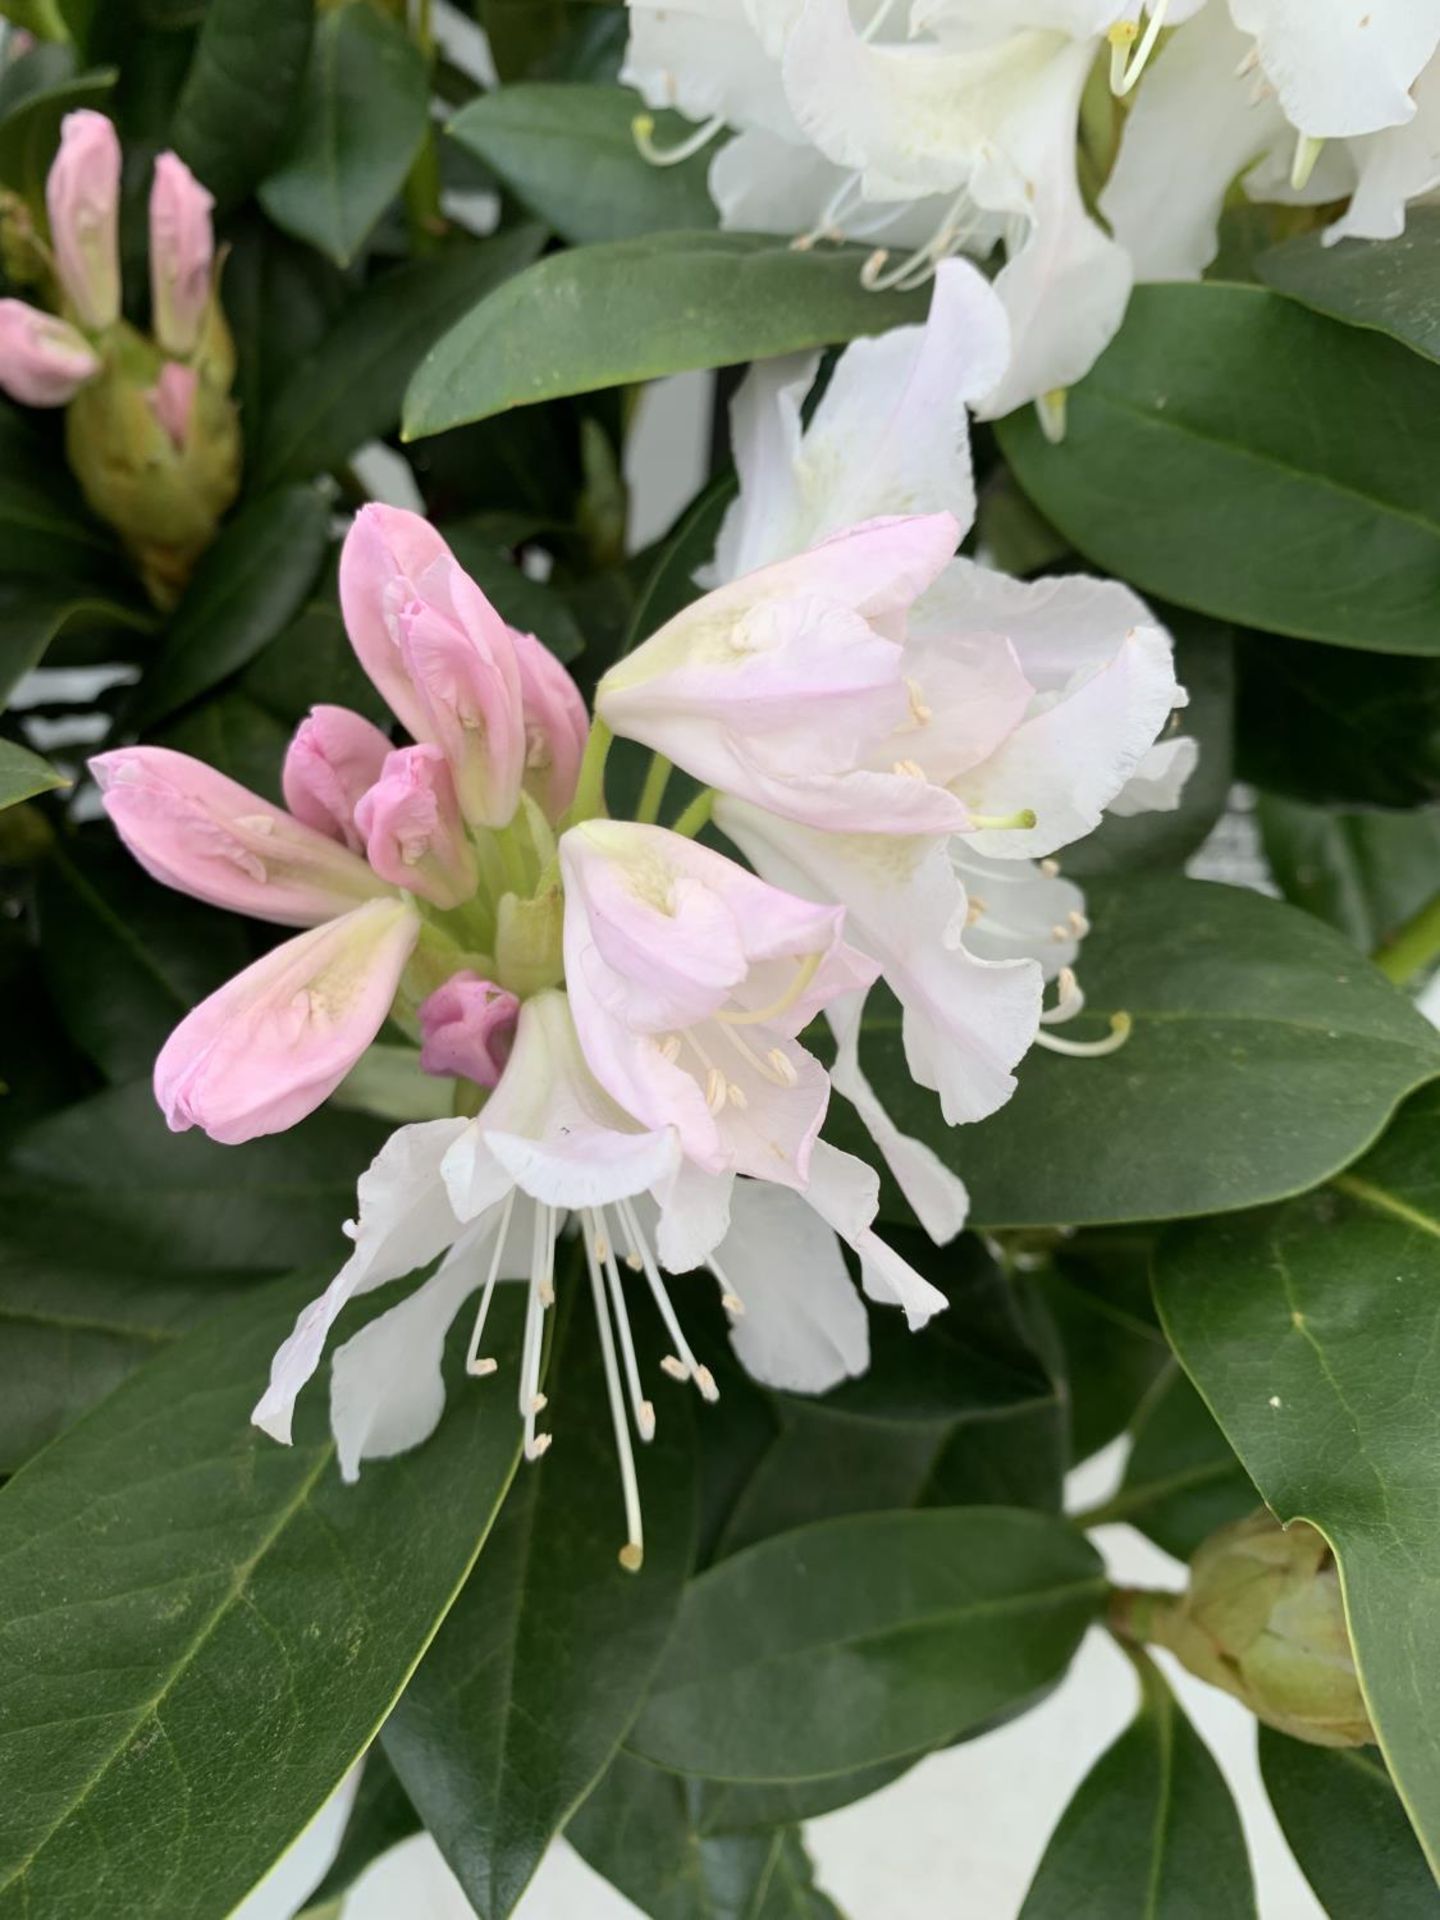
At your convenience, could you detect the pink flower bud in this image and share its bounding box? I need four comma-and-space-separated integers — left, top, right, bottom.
146, 360, 197, 451
149, 151, 214, 357
338, 505, 527, 828
0, 299, 100, 406
154, 897, 421, 1144
46, 109, 121, 332
354, 744, 479, 910
282, 705, 394, 854
90, 745, 391, 928
417, 971, 519, 1087
512, 627, 588, 821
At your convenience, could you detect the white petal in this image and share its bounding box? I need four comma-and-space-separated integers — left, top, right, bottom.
1326, 62, 1440, 242
474, 989, 681, 1209
783, 0, 1057, 201
826, 989, 970, 1243
1230, 0, 1440, 140
1102, 7, 1289, 281
622, 0, 798, 137
1109, 735, 1199, 816
717, 798, 1042, 1127
804, 1140, 948, 1329
707, 351, 817, 584
967, 39, 1132, 417
329, 1222, 495, 1481
652, 1160, 736, 1271
913, 555, 1159, 689
950, 845, 1087, 978
716, 1177, 870, 1392
956, 628, 1186, 859
251, 1118, 470, 1445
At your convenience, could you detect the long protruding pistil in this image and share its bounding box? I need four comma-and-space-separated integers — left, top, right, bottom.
582, 1215, 645, 1572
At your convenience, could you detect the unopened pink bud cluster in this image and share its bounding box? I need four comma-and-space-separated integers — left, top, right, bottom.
0, 110, 213, 445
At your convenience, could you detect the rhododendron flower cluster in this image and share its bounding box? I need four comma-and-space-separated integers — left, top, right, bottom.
622, 0, 1440, 419
91, 266, 1189, 1563
0, 109, 238, 602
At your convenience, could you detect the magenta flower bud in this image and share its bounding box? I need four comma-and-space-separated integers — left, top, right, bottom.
46, 109, 121, 331
147, 360, 198, 451
417, 971, 519, 1088
89, 745, 390, 928
154, 897, 421, 1145
148, 151, 214, 357
512, 627, 588, 821
354, 744, 479, 910
0, 299, 100, 406
282, 705, 394, 854
338, 505, 527, 828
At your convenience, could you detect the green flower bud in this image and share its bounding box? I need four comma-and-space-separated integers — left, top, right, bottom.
1116, 1509, 1373, 1749
63, 314, 240, 608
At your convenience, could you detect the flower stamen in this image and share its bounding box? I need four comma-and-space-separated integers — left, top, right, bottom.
581, 1219, 645, 1572
715, 951, 821, 1027
591, 1206, 658, 1443
1109, 0, 1168, 96
631, 111, 725, 168
465, 1188, 517, 1377
616, 1195, 720, 1402
1035, 1010, 1133, 1057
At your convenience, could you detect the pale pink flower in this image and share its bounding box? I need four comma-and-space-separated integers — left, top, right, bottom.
282, 705, 394, 854
338, 505, 527, 828
147, 361, 197, 450
597, 513, 986, 836
418, 973, 519, 1088
155, 897, 421, 1145
511, 626, 588, 821
90, 745, 391, 928
354, 743, 478, 909
148, 151, 214, 357
46, 109, 121, 332
560, 819, 877, 1184
0, 299, 100, 406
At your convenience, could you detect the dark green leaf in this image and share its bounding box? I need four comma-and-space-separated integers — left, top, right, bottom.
224, 215, 350, 449
999, 283, 1440, 655
864, 876, 1440, 1230
625, 474, 738, 655
256, 229, 546, 487
0, 737, 65, 809
718, 1235, 1063, 1556
476, 0, 571, 83
569, 1753, 842, 1920
1258, 795, 1440, 954
686, 1760, 916, 1839
1259, 211, 1440, 366
1039, 1233, 1169, 1464
304, 1749, 420, 1913
0, 405, 124, 589
1062, 614, 1234, 879
0, 66, 115, 211
238, 589, 389, 733
404, 234, 928, 439
0, 1250, 260, 1474
0, 41, 76, 123
1020, 1650, 1256, 1919
156, 688, 293, 803
1259, 1730, 1440, 1918
0, 581, 151, 708
0, 1078, 385, 1276
35, 838, 249, 1081
440, 523, 585, 665
0, 1271, 522, 1919
383, 1271, 697, 1920
258, 2, 429, 268
448, 84, 716, 245
169, 0, 313, 208
1102, 1364, 1256, 1560
629, 1509, 1104, 1782
1155, 1083, 1440, 1875
130, 485, 331, 726
1235, 633, 1440, 810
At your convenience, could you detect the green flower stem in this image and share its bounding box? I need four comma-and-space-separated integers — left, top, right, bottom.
1374, 890, 1440, 986
635, 753, 673, 825
495, 823, 531, 897
403, 0, 443, 256
566, 715, 614, 828
670, 788, 715, 839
